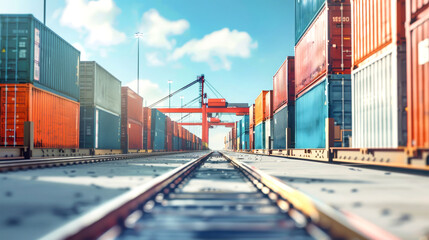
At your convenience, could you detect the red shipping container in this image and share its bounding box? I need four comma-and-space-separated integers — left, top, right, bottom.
121, 87, 143, 151
249, 104, 255, 128
352, 0, 406, 68
273, 57, 295, 113
406, 5, 429, 149
264, 90, 273, 120
295, 2, 351, 96
407, 0, 429, 22
0, 84, 79, 148
207, 98, 226, 107
249, 128, 254, 150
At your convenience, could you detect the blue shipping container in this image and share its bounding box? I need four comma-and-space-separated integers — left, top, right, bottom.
295, 75, 351, 148
151, 109, 166, 151
0, 14, 80, 101
80, 106, 121, 149
295, 0, 326, 44
254, 122, 265, 149
173, 136, 179, 151
241, 115, 249, 134
273, 105, 295, 149
241, 133, 249, 150
237, 119, 242, 137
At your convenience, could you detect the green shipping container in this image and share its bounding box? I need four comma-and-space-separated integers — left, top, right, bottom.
295, 0, 326, 44
79, 61, 121, 115
80, 106, 121, 149
0, 14, 80, 100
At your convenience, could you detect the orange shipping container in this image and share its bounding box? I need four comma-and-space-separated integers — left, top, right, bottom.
352, 0, 406, 67
406, 5, 429, 149
255, 90, 269, 125
406, 0, 429, 23
249, 104, 255, 128
264, 90, 273, 120
0, 84, 79, 148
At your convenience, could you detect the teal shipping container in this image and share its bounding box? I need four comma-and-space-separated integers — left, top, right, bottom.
151, 109, 166, 151
237, 119, 243, 137
80, 106, 121, 149
254, 122, 265, 149
173, 136, 179, 151
295, 75, 351, 149
241, 115, 249, 134
295, 0, 326, 44
79, 61, 121, 115
0, 14, 80, 100
241, 132, 250, 150
273, 105, 295, 149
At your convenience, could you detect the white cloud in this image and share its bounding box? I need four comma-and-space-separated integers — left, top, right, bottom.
140, 9, 189, 50
126, 79, 167, 106
60, 0, 126, 47
170, 28, 257, 70
72, 42, 89, 61
146, 52, 165, 66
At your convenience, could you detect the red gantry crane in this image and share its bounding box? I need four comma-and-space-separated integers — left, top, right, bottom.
149, 75, 248, 146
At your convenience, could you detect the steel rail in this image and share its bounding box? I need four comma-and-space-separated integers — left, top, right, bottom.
41, 151, 213, 240
0, 151, 197, 172
220, 152, 400, 240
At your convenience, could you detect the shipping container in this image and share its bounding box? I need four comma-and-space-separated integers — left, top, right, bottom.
241, 133, 249, 150
295, 2, 352, 96
80, 106, 120, 149
295, 0, 326, 43
143, 107, 151, 150
406, 0, 429, 22
352, 0, 406, 67
273, 57, 295, 112
296, 75, 352, 149
273, 105, 295, 149
165, 117, 173, 151
406, 4, 429, 149
264, 90, 273, 120
249, 127, 254, 150
232, 123, 237, 150
207, 98, 226, 107
1, 83, 79, 148
249, 104, 255, 128
352, 45, 407, 148
254, 122, 265, 150
121, 87, 143, 151
265, 119, 273, 149
0, 14, 80, 100
241, 115, 249, 134
79, 61, 121, 115
255, 90, 269, 125
151, 109, 166, 151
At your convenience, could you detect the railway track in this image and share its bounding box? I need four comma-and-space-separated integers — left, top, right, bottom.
42, 151, 395, 240
0, 152, 192, 172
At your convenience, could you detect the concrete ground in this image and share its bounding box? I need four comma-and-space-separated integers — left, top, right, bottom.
0, 152, 209, 240
222, 151, 429, 240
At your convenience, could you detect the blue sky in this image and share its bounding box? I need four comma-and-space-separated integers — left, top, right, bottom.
1, 0, 295, 149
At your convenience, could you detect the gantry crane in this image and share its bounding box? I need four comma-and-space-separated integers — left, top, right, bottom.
149, 75, 248, 145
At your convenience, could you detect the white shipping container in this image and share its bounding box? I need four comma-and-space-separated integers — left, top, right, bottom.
265, 119, 273, 149
352, 44, 407, 148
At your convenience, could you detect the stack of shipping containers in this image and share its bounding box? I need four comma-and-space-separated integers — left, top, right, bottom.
173, 122, 179, 151
0, 14, 80, 149
165, 116, 173, 151
406, 0, 429, 151
142, 107, 151, 151
79, 61, 121, 150
264, 90, 274, 149
352, 0, 407, 148
236, 118, 242, 150
295, 0, 352, 149
241, 115, 250, 150
151, 109, 166, 151
121, 87, 143, 152
273, 57, 295, 149
249, 104, 255, 150
254, 90, 269, 149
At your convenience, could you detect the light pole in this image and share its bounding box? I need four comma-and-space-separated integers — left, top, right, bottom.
168, 80, 173, 116
135, 32, 143, 95
180, 96, 184, 122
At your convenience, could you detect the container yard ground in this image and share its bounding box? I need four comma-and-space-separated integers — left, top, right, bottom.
0, 151, 209, 240
222, 151, 429, 239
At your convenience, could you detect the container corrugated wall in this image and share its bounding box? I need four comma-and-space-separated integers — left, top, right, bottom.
1, 83, 79, 148
143, 107, 151, 150
273, 57, 295, 112
407, 0, 429, 21
406, 3, 429, 148
264, 119, 273, 149
255, 90, 269, 125
352, 0, 406, 67
0, 14, 80, 100
273, 105, 295, 149
249, 104, 255, 128
121, 87, 143, 151
295, 0, 326, 43
80, 106, 120, 149
254, 122, 265, 149
151, 109, 166, 151
295, 2, 352, 96
352, 46, 407, 148
264, 90, 273, 120
296, 75, 352, 149
241, 133, 249, 150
